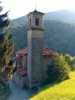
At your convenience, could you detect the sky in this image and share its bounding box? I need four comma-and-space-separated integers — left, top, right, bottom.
1, 0, 75, 19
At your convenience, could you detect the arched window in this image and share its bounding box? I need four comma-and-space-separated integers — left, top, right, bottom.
35, 18, 39, 26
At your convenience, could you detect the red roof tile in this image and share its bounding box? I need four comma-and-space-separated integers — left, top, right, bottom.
16, 48, 28, 55
14, 47, 54, 59
13, 55, 20, 59
17, 48, 54, 55
17, 67, 27, 76
43, 48, 54, 56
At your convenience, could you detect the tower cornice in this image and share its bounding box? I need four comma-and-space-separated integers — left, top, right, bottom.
28, 27, 44, 31
27, 10, 44, 16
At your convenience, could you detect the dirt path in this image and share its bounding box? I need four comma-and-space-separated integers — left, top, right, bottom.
8, 81, 30, 100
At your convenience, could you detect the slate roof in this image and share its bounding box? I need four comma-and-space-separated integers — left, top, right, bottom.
27, 9, 44, 16
32, 9, 44, 14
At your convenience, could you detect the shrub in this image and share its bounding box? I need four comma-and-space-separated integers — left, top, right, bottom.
0, 77, 6, 87
47, 53, 70, 82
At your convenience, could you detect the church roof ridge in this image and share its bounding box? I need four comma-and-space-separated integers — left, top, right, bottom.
15, 47, 54, 58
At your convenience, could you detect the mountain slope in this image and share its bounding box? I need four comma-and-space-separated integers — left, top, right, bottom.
9, 10, 75, 56
10, 9, 75, 24
45, 9, 75, 23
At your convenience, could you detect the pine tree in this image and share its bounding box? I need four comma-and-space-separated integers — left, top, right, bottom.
0, 2, 9, 29
0, 1, 14, 81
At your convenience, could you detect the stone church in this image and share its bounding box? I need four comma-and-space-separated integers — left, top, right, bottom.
13, 10, 54, 88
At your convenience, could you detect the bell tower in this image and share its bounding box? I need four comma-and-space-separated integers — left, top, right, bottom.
27, 10, 44, 88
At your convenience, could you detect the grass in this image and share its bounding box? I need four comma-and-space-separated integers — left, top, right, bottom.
30, 71, 75, 100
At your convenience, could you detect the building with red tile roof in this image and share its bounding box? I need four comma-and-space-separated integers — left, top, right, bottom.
13, 47, 55, 88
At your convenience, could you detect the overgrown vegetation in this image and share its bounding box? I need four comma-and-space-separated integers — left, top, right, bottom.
30, 71, 75, 100
0, 1, 14, 81
46, 53, 70, 83
64, 54, 75, 70
0, 78, 11, 100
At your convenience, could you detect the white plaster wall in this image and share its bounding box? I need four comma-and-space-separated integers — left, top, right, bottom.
13, 72, 27, 88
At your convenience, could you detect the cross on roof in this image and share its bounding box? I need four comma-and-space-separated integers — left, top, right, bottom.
35, 5, 37, 10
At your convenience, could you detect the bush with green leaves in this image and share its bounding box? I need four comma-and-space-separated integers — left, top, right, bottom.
64, 54, 75, 70
47, 53, 70, 82
70, 57, 75, 70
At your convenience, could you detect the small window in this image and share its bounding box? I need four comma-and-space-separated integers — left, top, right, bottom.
35, 18, 39, 26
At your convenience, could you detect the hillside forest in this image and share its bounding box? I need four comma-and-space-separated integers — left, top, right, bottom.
9, 11, 75, 56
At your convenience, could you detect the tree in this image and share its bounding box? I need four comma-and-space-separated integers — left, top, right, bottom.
64, 54, 72, 65
47, 53, 70, 82
70, 57, 75, 70
0, 2, 9, 29
64, 54, 75, 70
0, 1, 14, 81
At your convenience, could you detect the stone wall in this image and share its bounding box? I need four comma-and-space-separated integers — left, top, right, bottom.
31, 38, 44, 84
27, 38, 44, 86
